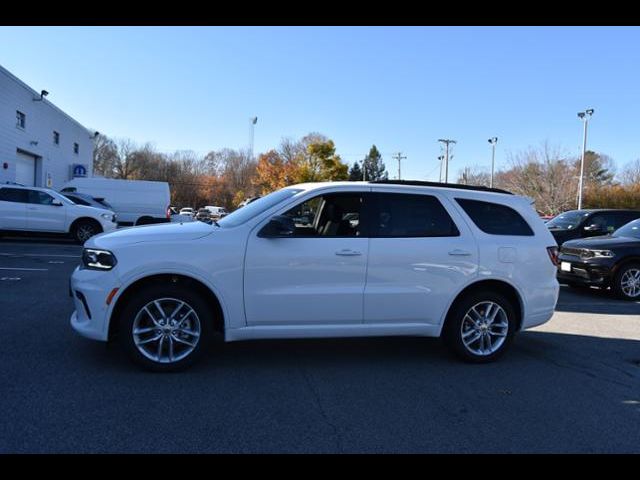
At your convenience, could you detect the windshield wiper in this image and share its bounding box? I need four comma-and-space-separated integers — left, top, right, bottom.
212, 219, 220, 227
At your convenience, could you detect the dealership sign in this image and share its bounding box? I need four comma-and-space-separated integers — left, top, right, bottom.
72, 164, 88, 178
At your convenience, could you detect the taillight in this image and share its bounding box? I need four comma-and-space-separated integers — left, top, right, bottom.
166, 206, 171, 219
547, 246, 559, 266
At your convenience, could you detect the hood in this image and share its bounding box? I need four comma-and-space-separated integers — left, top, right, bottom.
562, 235, 638, 249
87, 221, 215, 249
75, 204, 114, 217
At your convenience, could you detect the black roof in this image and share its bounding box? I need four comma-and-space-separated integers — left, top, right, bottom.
369, 180, 513, 195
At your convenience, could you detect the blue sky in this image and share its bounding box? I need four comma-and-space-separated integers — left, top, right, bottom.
1, 26, 639, 180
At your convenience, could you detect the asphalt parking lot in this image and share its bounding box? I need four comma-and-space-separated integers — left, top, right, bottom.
1, 237, 639, 453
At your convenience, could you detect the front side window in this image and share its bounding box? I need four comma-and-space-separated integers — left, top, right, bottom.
64, 194, 90, 206
16, 111, 26, 129
0, 188, 28, 203
456, 198, 534, 236
281, 193, 364, 237
370, 193, 459, 237
27, 190, 55, 205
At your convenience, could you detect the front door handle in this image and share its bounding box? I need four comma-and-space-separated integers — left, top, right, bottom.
335, 249, 362, 256
27, 207, 38, 210
448, 249, 471, 256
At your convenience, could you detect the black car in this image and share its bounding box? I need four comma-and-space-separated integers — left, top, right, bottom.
557, 218, 640, 300
547, 209, 640, 245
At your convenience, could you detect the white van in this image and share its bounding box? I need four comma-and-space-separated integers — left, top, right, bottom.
203, 206, 228, 218
60, 178, 170, 226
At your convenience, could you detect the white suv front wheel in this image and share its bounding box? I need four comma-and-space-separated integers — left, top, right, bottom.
443, 291, 517, 363
118, 283, 214, 371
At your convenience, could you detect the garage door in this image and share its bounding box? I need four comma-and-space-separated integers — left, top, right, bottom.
15, 151, 36, 186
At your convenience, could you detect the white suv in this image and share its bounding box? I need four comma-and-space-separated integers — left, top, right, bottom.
70, 181, 560, 371
0, 184, 117, 243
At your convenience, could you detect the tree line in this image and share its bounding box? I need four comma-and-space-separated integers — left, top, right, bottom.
94, 133, 639, 215
457, 143, 640, 214
93, 133, 388, 210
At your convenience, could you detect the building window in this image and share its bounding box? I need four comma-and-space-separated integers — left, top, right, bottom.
53, 131, 60, 145
16, 111, 26, 129
73, 142, 79, 154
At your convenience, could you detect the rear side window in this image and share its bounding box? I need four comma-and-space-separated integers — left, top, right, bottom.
456, 198, 534, 236
0, 188, 28, 203
371, 193, 459, 237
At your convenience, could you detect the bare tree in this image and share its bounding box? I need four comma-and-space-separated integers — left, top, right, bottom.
501, 143, 578, 215
621, 159, 640, 186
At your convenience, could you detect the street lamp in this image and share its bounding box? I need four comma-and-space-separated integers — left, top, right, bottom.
577, 109, 594, 210
249, 116, 258, 160
488, 137, 498, 188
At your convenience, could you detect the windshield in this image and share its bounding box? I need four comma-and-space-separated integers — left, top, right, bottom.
614, 219, 640, 239
546, 210, 590, 230
218, 188, 302, 227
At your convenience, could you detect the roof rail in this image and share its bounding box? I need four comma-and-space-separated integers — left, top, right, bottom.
369, 180, 513, 195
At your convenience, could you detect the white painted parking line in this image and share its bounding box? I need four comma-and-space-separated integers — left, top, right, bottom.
0, 267, 48, 271
0, 252, 79, 258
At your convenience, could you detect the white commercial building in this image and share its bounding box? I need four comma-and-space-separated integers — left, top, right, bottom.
0, 64, 95, 189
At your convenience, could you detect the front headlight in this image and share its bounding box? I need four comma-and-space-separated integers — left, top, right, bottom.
101, 213, 112, 221
82, 248, 117, 270
581, 249, 614, 259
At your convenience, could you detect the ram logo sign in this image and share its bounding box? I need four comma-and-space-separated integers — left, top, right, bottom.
71, 164, 88, 178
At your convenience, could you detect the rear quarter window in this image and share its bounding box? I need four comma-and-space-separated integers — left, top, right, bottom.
456, 198, 534, 236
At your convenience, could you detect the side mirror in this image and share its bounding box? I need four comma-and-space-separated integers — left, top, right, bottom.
259, 215, 296, 237
52, 200, 63, 207
583, 224, 603, 233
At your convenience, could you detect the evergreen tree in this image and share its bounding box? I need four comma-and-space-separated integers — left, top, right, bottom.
348, 161, 363, 181
362, 145, 388, 181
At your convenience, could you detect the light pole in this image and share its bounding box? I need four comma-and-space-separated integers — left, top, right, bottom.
577, 109, 594, 210
249, 116, 258, 160
438, 155, 444, 182
488, 137, 498, 188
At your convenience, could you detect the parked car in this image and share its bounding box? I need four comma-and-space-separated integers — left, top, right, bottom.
203, 205, 228, 219
168, 206, 194, 223
60, 178, 171, 226
69, 180, 559, 371
195, 208, 212, 222
546, 209, 640, 246
0, 184, 117, 243
179, 207, 195, 217
62, 192, 114, 211
557, 218, 640, 300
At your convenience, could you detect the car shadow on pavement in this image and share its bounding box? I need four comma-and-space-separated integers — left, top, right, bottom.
0, 234, 76, 245
556, 285, 640, 314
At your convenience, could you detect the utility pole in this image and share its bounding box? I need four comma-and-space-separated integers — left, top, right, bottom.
249, 116, 258, 161
392, 152, 406, 180
577, 109, 594, 210
438, 139, 456, 183
438, 155, 444, 182
488, 137, 498, 188
362, 158, 366, 181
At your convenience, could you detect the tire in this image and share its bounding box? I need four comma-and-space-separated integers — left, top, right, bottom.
118, 283, 214, 372
72, 220, 101, 244
442, 290, 517, 363
612, 263, 640, 301
136, 217, 154, 226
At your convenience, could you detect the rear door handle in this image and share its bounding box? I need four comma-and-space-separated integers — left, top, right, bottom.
335, 249, 362, 256
448, 249, 471, 256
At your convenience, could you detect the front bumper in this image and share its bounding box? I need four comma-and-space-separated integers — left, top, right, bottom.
556, 255, 614, 286
69, 266, 120, 341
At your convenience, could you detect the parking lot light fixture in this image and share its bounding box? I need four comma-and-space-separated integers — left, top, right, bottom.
577, 109, 594, 210
488, 137, 498, 188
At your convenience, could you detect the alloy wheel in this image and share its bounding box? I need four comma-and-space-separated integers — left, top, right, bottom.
132, 297, 201, 364
460, 301, 509, 356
